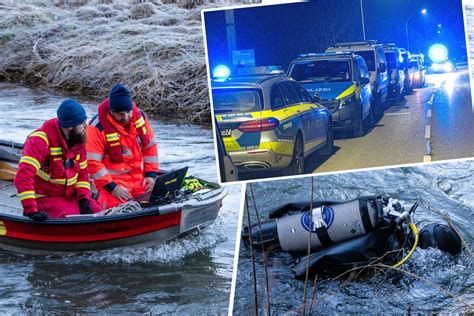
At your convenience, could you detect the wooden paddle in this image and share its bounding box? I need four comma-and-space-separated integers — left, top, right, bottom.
0, 161, 17, 181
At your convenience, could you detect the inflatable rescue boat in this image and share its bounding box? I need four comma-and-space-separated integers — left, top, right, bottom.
243, 196, 462, 278
0, 139, 227, 255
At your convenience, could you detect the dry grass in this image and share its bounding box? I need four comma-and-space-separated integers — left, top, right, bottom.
0, 0, 260, 124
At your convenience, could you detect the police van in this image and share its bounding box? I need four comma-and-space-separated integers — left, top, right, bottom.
326, 41, 389, 113
211, 66, 333, 177
382, 44, 406, 102
288, 52, 373, 138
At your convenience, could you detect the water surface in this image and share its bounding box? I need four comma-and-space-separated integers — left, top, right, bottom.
235, 161, 473, 314
0, 82, 240, 314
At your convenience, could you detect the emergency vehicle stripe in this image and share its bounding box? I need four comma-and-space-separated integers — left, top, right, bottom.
87, 152, 104, 161
50, 147, 62, 155
144, 138, 158, 149
30, 131, 49, 145
106, 133, 119, 141
143, 156, 159, 163
135, 117, 145, 128
19, 191, 36, 201
91, 167, 109, 180
76, 181, 90, 190
335, 84, 357, 100
20, 156, 41, 171
79, 160, 88, 169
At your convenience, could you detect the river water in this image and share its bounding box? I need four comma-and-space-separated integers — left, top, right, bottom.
0, 82, 241, 314
235, 160, 474, 314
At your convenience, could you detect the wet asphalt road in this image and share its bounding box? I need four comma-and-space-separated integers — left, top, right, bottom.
312, 68, 474, 173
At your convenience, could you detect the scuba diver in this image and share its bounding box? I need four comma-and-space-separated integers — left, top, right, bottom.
242, 195, 463, 279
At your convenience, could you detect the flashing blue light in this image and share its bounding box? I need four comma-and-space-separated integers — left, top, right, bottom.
428, 44, 448, 63
213, 65, 231, 79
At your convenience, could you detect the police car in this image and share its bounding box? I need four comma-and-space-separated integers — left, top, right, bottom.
326, 41, 389, 113
288, 52, 374, 137
382, 43, 406, 102
211, 66, 333, 176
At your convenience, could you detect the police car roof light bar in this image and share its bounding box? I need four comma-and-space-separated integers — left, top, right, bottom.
332, 40, 378, 48
235, 66, 285, 77
297, 51, 354, 59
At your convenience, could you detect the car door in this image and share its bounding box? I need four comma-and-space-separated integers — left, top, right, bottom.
377, 48, 389, 101
278, 80, 308, 149
269, 83, 296, 149
356, 57, 372, 118
291, 80, 326, 149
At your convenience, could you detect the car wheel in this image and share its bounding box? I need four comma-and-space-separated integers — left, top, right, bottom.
396, 87, 405, 103
352, 107, 364, 138
363, 105, 375, 133
319, 121, 334, 156
374, 93, 384, 121
382, 93, 390, 111
287, 134, 305, 175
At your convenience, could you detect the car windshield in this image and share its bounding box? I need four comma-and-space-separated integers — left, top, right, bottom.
290, 60, 352, 83
410, 61, 419, 68
212, 88, 263, 114
385, 52, 397, 70
354, 51, 375, 71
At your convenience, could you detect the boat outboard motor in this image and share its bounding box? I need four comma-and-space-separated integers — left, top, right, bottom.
418, 223, 462, 255
242, 196, 385, 253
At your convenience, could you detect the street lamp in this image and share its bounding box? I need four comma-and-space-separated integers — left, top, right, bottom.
360, 0, 366, 40
405, 8, 427, 51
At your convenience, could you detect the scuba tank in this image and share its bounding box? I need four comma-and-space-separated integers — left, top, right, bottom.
242, 196, 387, 252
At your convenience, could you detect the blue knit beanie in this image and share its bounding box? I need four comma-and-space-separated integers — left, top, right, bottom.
109, 83, 133, 112
57, 99, 87, 128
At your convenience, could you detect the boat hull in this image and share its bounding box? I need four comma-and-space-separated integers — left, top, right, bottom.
0, 187, 227, 255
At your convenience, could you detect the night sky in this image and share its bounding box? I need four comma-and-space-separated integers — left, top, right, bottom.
204, 0, 466, 72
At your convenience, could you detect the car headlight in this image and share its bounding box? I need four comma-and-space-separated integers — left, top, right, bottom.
414, 72, 421, 79
339, 93, 356, 108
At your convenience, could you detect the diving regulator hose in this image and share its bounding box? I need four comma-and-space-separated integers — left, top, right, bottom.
390, 222, 419, 268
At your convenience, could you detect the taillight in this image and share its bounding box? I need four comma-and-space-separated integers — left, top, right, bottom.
238, 118, 280, 132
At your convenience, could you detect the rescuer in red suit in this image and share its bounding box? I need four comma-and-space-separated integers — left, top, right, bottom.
14, 100, 102, 221
86, 83, 159, 209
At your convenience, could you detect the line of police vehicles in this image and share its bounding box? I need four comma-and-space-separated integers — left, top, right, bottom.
212, 40, 427, 181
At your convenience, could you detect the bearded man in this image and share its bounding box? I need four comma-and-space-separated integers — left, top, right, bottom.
14, 99, 102, 221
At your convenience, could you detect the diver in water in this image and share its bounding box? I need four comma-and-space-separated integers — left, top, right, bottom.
242, 195, 462, 279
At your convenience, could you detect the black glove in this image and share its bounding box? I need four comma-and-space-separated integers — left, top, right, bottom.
25, 211, 49, 222
78, 198, 93, 215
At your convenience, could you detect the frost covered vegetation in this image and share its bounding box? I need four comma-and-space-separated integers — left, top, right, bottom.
0, 0, 259, 124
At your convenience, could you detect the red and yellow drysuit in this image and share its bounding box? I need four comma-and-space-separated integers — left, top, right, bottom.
86, 99, 159, 209
14, 118, 102, 218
